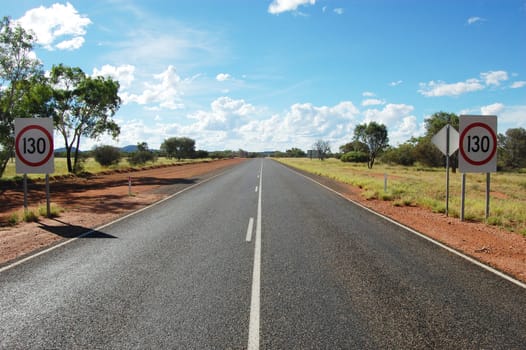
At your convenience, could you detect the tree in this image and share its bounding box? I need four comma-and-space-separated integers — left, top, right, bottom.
160, 137, 196, 160
498, 127, 526, 169
128, 142, 156, 165
0, 17, 44, 177
420, 111, 459, 171
380, 143, 416, 166
285, 147, 306, 157
353, 121, 389, 169
93, 145, 121, 166
49, 64, 121, 173
313, 139, 331, 160
339, 140, 369, 154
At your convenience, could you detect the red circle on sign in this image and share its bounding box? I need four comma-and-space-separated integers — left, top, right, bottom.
459, 122, 497, 166
15, 125, 54, 167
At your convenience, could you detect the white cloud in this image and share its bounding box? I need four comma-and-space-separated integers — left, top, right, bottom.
481, 103, 504, 116
511, 81, 526, 88
268, 0, 316, 14
16, 2, 91, 51
481, 70, 508, 86
93, 64, 136, 89
389, 80, 403, 87
334, 8, 344, 15
362, 99, 385, 106
419, 70, 510, 97
467, 16, 485, 25
216, 73, 231, 82
418, 79, 484, 97
121, 65, 187, 110
362, 91, 375, 97
363, 104, 419, 144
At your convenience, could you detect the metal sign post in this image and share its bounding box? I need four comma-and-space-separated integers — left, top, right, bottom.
14, 118, 55, 217
459, 115, 498, 221
431, 124, 459, 216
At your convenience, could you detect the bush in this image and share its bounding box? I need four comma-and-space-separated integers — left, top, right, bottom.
128, 150, 156, 165
93, 145, 122, 167
340, 151, 369, 163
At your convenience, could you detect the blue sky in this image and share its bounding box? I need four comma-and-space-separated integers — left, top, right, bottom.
4, 0, 526, 151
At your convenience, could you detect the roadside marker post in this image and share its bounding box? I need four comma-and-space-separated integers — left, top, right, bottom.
431, 124, 459, 216
458, 115, 497, 221
14, 118, 55, 217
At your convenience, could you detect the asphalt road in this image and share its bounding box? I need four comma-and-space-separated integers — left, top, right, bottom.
1, 158, 525, 349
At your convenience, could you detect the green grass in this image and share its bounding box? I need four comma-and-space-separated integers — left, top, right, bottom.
276, 158, 526, 234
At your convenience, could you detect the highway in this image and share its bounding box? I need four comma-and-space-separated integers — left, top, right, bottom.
1, 158, 525, 349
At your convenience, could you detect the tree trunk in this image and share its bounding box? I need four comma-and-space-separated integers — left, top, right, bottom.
0, 145, 13, 178
73, 135, 81, 173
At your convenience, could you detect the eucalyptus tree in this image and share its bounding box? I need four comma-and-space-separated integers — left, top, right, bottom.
0, 17, 44, 176
49, 64, 121, 173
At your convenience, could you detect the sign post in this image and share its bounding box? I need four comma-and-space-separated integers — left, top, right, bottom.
458, 115, 497, 221
432, 124, 459, 216
15, 118, 55, 216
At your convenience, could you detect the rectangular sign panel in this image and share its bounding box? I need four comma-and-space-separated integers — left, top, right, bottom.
15, 118, 55, 174
459, 115, 497, 173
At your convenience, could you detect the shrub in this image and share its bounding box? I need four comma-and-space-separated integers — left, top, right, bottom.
93, 145, 122, 167
128, 150, 156, 166
340, 151, 369, 163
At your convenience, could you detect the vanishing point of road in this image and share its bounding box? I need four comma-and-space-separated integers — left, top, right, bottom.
1, 159, 525, 349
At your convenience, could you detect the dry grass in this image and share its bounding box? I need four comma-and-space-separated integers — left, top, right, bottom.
277, 158, 526, 235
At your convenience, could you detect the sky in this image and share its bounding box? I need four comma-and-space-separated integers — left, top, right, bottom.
3, 0, 526, 152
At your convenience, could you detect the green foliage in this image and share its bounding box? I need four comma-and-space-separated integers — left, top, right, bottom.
498, 127, 526, 169
381, 143, 417, 166
7, 212, 20, 226
340, 151, 369, 163
285, 147, 306, 157
37, 203, 62, 218
93, 145, 121, 166
160, 137, 195, 160
49, 64, 121, 173
23, 210, 39, 223
128, 142, 156, 165
0, 17, 44, 177
353, 121, 389, 169
339, 140, 369, 154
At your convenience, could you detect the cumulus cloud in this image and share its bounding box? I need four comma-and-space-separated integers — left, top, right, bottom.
121, 65, 186, 110
389, 80, 403, 87
93, 64, 136, 89
362, 91, 375, 97
362, 104, 420, 145
510, 81, 526, 89
268, 0, 316, 14
467, 16, 485, 25
481, 70, 508, 86
481, 103, 504, 116
216, 73, 231, 82
16, 2, 91, 51
418, 79, 484, 97
334, 8, 344, 15
362, 99, 385, 106
419, 70, 510, 97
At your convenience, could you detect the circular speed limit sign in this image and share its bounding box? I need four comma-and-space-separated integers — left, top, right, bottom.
15, 118, 55, 174
459, 115, 497, 173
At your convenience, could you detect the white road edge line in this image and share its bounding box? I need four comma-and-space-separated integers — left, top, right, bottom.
255, 186, 258, 193
248, 161, 263, 350
278, 161, 526, 291
0, 170, 229, 274
246, 217, 254, 242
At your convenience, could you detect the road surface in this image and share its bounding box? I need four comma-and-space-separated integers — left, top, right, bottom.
1, 159, 525, 349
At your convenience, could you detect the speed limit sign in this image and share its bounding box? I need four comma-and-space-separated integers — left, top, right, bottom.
15, 118, 55, 174
459, 115, 497, 173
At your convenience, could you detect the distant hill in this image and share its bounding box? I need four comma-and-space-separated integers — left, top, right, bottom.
120, 145, 138, 153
